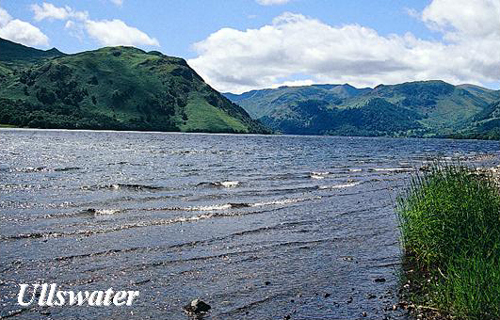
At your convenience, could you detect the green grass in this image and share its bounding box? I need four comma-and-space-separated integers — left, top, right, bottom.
397, 164, 500, 319
180, 95, 249, 133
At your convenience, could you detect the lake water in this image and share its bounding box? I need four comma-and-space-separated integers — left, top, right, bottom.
1, 129, 499, 319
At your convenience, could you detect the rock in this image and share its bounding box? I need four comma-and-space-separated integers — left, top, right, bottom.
362, 311, 367, 317
324, 293, 331, 298
374, 277, 386, 283
283, 315, 291, 320
183, 299, 211, 314
264, 281, 271, 286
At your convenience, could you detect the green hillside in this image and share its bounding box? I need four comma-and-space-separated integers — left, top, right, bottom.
0, 38, 268, 134
454, 99, 500, 139
226, 81, 500, 138
224, 84, 370, 119
260, 98, 424, 136
0, 38, 64, 63
362, 81, 498, 134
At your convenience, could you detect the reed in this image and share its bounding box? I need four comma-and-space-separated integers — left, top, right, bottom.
397, 163, 500, 319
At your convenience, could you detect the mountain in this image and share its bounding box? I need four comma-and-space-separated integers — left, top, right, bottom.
0, 38, 268, 134
455, 99, 500, 139
224, 84, 371, 119
0, 38, 64, 64
225, 81, 500, 138
259, 98, 423, 136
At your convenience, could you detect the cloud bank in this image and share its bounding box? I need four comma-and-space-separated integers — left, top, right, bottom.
0, 6, 49, 46
189, 0, 500, 93
31, 2, 159, 47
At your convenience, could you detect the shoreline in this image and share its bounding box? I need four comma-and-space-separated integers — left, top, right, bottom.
1, 126, 499, 142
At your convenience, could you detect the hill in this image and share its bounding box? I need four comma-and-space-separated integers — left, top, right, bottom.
260, 98, 423, 136
0, 38, 64, 63
224, 84, 370, 119
454, 99, 500, 139
0, 38, 268, 134
225, 81, 500, 138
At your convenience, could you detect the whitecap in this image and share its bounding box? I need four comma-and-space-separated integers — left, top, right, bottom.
371, 168, 414, 173
92, 209, 121, 215
252, 196, 320, 207
319, 182, 360, 190
187, 204, 233, 211
219, 181, 240, 188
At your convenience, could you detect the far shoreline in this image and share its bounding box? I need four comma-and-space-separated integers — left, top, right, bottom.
1, 126, 499, 142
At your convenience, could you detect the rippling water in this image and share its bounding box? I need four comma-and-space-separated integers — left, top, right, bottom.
1, 129, 499, 319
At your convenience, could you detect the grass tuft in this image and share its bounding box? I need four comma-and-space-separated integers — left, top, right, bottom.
397, 163, 500, 319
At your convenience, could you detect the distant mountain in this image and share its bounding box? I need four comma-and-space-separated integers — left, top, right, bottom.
225, 81, 500, 138
0, 38, 268, 134
224, 84, 371, 119
455, 99, 500, 140
0, 38, 64, 63
259, 97, 423, 136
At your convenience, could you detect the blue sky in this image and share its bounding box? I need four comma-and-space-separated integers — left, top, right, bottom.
1, 0, 499, 92
2, 0, 434, 57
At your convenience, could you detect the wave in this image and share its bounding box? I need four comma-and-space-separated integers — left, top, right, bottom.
12, 166, 47, 173
187, 204, 234, 211
81, 183, 168, 192
1, 196, 322, 241
197, 181, 240, 188
310, 175, 325, 180
318, 182, 360, 189
41, 196, 314, 221
42, 208, 124, 219
54, 166, 81, 172
252, 197, 320, 207
310, 171, 330, 179
312, 171, 330, 175
369, 168, 414, 173
184, 195, 322, 212
1, 210, 255, 241
7, 166, 81, 173
86, 208, 121, 215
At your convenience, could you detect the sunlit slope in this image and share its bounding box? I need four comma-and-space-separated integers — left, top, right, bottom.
0, 39, 268, 133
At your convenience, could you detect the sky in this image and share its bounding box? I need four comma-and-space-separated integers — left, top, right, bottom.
1, 0, 499, 93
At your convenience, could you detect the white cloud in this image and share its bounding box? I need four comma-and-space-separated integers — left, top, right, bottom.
85, 19, 159, 46
189, 1, 500, 93
256, 0, 291, 5
31, 2, 88, 21
0, 7, 11, 25
0, 6, 49, 46
422, 0, 500, 39
30, 2, 159, 47
110, 0, 123, 6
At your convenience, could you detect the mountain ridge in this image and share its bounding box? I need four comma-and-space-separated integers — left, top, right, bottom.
0, 38, 268, 134
224, 81, 500, 139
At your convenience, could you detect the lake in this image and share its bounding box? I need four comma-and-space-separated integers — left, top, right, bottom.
1, 129, 498, 319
